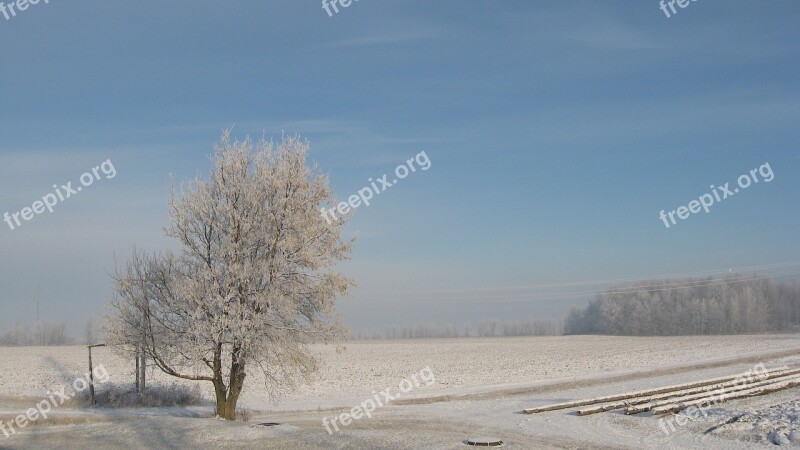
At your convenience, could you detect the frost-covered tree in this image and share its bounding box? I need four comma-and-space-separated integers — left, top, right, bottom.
563, 275, 800, 336
106, 131, 354, 419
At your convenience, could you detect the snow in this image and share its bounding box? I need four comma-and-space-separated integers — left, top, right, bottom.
709, 400, 800, 445
1, 334, 800, 449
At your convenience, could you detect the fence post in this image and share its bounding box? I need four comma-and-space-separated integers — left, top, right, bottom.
87, 344, 106, 405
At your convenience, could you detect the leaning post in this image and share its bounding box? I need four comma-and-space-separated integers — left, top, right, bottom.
87, 343, 106, 405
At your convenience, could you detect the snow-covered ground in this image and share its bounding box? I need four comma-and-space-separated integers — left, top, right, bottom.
708, 400, 800, 445
1, 335, 799, 449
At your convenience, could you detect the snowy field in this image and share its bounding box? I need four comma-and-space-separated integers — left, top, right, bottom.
1, 334, 800, 449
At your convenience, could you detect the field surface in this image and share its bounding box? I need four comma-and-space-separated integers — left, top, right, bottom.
2, 334, 800, 449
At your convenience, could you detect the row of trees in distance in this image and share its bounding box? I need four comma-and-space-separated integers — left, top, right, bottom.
351, 318, 563, 339
0, 321, 72, 346
564, 275, 800, 335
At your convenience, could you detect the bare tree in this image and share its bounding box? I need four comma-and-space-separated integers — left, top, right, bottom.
106, 131, 353, 419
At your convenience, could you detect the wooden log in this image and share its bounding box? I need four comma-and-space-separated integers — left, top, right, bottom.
576, 367, 795, 416
624, 368, 800, 415
522, 365, 785, 414
651, 376, 800, 415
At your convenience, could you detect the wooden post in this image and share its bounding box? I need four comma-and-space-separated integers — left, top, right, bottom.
87, 344, 106, 405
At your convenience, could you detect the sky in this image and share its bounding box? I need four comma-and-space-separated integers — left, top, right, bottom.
0, 0, 799, 337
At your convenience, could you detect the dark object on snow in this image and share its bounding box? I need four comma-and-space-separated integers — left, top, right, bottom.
465, 437, 503, 446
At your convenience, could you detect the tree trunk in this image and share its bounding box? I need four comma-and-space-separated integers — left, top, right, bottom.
214, 372, 245, 420
220, 348, 246, 420
135, 347, 140, 394
209, 344, 247, 420
211, 344, 228, 418
139, 351, 146, 393
213, 379, 228, 418
222, 385, 242, 420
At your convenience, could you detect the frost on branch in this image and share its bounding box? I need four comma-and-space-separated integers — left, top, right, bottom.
105, 131, 354, 419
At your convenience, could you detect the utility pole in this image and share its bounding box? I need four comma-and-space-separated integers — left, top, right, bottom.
87, 343, 106, 405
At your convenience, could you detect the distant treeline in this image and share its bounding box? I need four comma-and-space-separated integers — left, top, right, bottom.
0, 321, 74, 346
350, 318, 563, 340
564, 275, 800, 336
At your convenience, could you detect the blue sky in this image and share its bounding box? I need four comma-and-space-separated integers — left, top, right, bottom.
1, 1, 798, 336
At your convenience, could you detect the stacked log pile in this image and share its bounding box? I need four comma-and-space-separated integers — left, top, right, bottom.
522, 366, 800, 417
